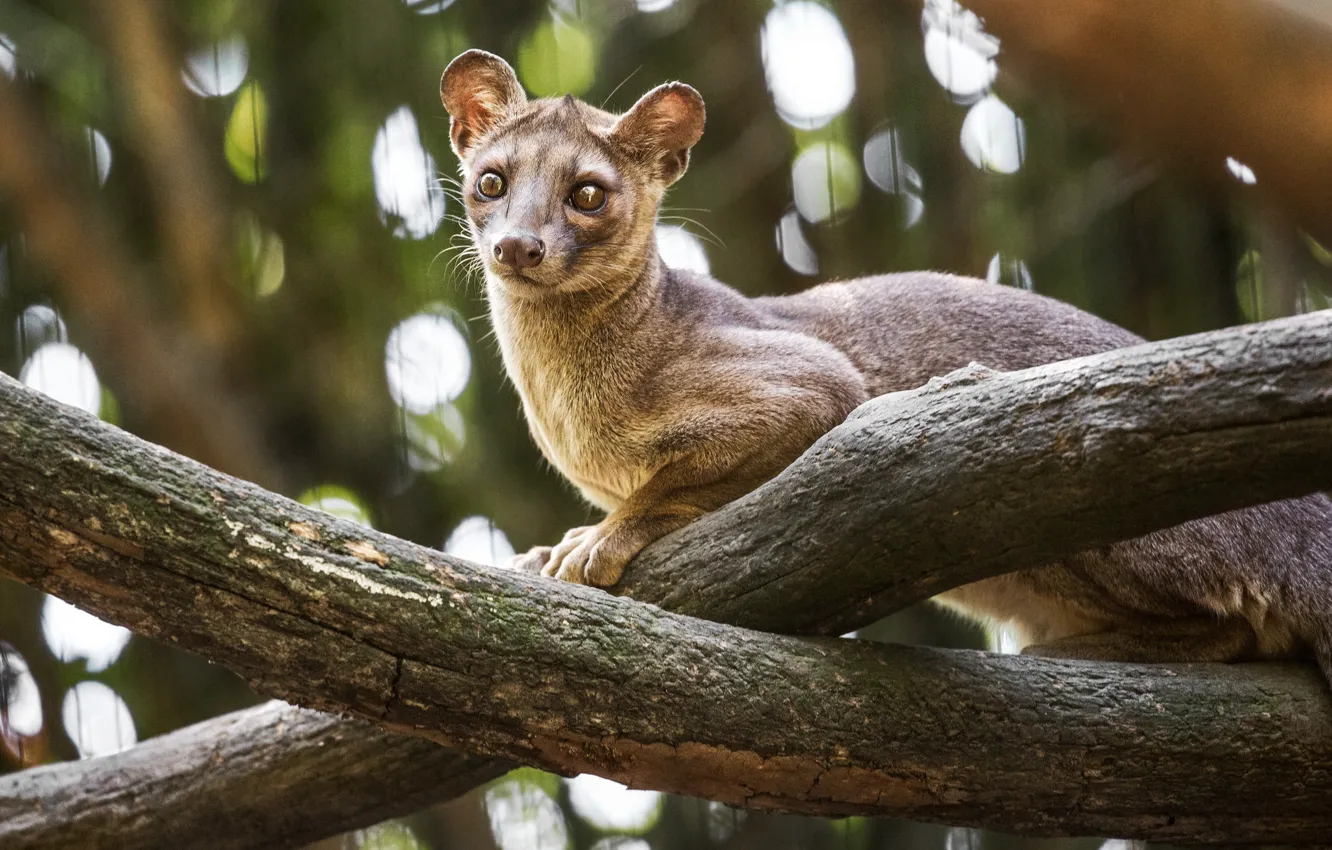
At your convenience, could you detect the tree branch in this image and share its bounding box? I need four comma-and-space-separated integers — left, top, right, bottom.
619, 309, 1332, 634
1, 312, 1331, 844
0, 701, 507, 850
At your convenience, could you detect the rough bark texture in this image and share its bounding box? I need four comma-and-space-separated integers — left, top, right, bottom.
0, 702, 508, 850
0, 313, 1331, 844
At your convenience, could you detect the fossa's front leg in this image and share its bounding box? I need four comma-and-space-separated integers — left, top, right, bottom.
524, 358, 867, 586
539, 464, 743, 586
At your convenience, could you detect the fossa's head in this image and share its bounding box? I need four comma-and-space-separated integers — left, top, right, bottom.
441, 50, 704, 298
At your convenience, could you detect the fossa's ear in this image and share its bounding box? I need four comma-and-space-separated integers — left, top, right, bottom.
610, 82, 705, 186
440, 50, 527, 159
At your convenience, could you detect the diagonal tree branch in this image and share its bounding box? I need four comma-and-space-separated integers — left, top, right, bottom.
619, 310, 1332, 634
0, 701, 508, 850
1, 311, 1331, 845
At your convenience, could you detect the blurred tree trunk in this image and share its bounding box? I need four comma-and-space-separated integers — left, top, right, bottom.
967, 0, 1332, 247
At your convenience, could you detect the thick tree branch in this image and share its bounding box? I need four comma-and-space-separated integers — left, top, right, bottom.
1, 313, 1331, 844
619, 309, 1332, 634
94, 0, 245, 353
0, 701, 507, 850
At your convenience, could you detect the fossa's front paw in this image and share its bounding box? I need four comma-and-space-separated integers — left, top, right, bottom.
505, 545, 552, 576
541, 522, 635, 587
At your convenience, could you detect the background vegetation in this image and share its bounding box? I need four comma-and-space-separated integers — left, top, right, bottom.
1, 0, 1328, 847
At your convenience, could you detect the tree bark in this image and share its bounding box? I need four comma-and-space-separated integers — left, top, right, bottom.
0, 701, 508, 850
1, 312, 1331, 844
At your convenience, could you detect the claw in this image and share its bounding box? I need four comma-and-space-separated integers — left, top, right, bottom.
506, 545, 552, 576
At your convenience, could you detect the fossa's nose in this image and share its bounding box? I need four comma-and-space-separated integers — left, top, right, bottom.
493, 234, 545, 269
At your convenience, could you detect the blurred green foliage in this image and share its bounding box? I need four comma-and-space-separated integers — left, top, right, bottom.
0, 0, 1328, 848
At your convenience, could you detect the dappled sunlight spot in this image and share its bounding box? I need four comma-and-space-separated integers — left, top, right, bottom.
960, 94, 1025, 174
656, 224, 710, 274
705, 800, 746, 843
236, 213, 286, 297
1, 646, 43, 738
518, 18, 595, 98
1098, 841, 1142, 850
0, 33, 15, 78
947, 826, 983, 850
404, 0, 458, 13
348, 821, 426, 848
86, 128, 112, 186
42, 595, 132, 673
901, 192, 925, 229
922, 0, 999, 103
184, 35, 249, 98
989, 624, 1021, 654
986, 252, 1032, 290
445, 516, 516, 566
776, 208, 818, 275
590, 839, 651, 850
486, 775, 570, 850
792, 141, 862, 224
385, 312, 471, 413
225, 81, 269, 183
864, 127, 925, 229
566, 773, 664, 834
635, 0, 678, 11
863, 127, 913, 194
16, 304, 68, 354
1226, 156, 1256, 185
761, 2, 855, 129
299, 485, 374, 528
373, 106, 446, 240
20, 342, 101, 416
404, 404, 466, 471
61, 680, 137, 759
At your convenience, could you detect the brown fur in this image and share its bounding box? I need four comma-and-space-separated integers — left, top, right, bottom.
441, 51, 1332, 683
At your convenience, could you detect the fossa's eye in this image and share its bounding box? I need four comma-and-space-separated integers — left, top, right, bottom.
569, 183, 606, 212
477, 171, 506, 199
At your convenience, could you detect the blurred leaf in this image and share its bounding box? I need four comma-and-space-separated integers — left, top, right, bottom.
517, 19, 595, 98
225, 80, 268, 183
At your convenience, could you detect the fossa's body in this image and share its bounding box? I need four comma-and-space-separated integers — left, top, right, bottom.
442, 50, 1332, 680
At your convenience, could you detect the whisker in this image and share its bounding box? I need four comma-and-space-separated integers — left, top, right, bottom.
656, 216, 726, 248
600, 65, 643, 110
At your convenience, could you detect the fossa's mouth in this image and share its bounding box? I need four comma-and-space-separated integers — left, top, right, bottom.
488, 263, 555, 292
